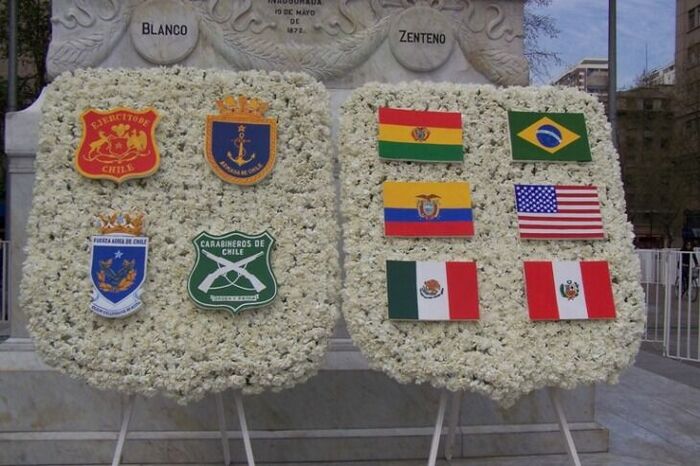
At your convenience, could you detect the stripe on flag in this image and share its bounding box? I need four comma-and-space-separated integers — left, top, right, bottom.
523, 260, 616, 320
378, 107, 463, 162
386, 260, 479, 321
515, 184, 604, 240
383, 181, 474, 237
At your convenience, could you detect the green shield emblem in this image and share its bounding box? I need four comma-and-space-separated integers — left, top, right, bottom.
187, 231, 277, 313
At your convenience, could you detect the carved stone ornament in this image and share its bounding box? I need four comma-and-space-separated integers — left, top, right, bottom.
48, 0, 529, 86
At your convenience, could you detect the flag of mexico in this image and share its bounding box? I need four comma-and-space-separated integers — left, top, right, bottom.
523, 260, 616, 320
386, 260, 479, 321
377, 107, 463, 162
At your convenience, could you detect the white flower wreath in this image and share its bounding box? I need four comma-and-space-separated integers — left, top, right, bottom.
339, 82, 645, 407
21, 67, 340, 403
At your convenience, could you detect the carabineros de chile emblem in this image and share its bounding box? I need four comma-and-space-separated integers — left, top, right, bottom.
187, 231, 278, 314
89, 212, 149, 318
76, 107, 160, 183
205, 95, 278, 185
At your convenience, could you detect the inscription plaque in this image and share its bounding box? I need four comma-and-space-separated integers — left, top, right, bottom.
129, 0, 199, 65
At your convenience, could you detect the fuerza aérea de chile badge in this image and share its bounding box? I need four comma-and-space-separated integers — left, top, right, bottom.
89, 212, 149, 318
187, 231, 278, 314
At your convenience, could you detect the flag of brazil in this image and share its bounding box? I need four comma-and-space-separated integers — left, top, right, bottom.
508, 111, 592, 162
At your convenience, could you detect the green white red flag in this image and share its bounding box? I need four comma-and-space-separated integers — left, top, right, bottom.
386, 260, 479, 321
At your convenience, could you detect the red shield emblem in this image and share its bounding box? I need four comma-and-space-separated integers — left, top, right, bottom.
75, 107, 161, 183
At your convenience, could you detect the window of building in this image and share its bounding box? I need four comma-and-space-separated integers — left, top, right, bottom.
690, 8, 696, 30
690, 7, 700, 30
643, 99, 653, 111
688, 43, 700, 68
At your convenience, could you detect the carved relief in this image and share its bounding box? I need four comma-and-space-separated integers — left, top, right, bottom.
47, 0, 529, 86
48, 0, 133, 76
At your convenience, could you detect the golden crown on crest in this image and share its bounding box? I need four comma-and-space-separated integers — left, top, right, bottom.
216, 95, 269, 117
97, 212, 144, 236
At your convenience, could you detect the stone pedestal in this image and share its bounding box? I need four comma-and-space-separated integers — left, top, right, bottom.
0, 1, 612, 463
3, 91, 44, 338
0, 338, 608, 465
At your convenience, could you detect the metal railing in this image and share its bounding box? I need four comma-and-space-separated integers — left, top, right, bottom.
638, 249, 700, 362
0, 241, 9, 335
638, 249, 667, 342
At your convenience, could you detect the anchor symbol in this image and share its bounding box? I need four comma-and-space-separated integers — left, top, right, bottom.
227, 124, 256, 166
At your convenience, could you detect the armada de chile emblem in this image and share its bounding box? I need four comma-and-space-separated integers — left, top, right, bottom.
205, 95, 277, 185
89, 213, 148, 318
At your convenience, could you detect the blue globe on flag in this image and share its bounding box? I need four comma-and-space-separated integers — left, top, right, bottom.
535, 124, 562, 148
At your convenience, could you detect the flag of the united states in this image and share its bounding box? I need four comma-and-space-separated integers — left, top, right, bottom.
514, 184, 604, 239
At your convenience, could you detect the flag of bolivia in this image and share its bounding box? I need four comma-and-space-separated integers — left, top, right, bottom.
386, 260, 479, 321
378, 107, 463, 162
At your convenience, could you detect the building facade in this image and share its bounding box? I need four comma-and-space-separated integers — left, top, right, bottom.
617, 85, 677, 248
553, 58, 609, 112
675, 0, 700, 242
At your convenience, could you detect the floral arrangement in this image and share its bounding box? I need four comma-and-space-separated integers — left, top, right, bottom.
339, 82, 645, 407
21, 67, 340, 403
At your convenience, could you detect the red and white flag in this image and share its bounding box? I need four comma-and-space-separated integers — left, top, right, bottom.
514, 184, 604, 240
523, 260, 616, 320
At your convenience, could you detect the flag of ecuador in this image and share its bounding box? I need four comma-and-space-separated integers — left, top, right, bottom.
377, 107, 463, 162
508, 111, 592, 162
383, 181, 474, 237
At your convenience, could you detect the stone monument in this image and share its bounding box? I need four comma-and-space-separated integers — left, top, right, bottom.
1, 1, 611, 464
47, 0, 529, 86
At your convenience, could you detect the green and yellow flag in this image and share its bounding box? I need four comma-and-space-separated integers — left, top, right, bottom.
508, 111, 591, 162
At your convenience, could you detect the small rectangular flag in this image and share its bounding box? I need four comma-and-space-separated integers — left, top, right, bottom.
386, 260, 479, 321
514, 184, 604, 240
383, 181, 474, 237
508, 111, 592, 162
523, 260, 616, 320
378, 107, 463, 162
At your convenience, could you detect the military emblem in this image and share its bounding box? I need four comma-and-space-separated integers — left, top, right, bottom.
416, 194, 441, 220
559, 279, 580, 301
187, 231, 278, 313
420, 279, 444, 299
89, 212, 149, 318
205, 96, 278, 185
76, 107, 160, 182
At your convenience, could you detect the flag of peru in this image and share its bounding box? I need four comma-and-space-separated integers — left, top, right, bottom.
386, 260, 479, 321
523, 260, 616, 320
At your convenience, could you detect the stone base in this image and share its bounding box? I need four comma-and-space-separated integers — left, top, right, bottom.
0, 339, 608, 465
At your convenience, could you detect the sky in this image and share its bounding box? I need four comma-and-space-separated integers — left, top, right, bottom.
529, 0, 676, 88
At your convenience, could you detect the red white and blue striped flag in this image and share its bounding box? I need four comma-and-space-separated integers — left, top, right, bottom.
514, 184, 604, 240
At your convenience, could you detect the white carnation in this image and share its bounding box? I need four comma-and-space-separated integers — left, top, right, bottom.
21, 67, 340, 403
339, 82, 644, 407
